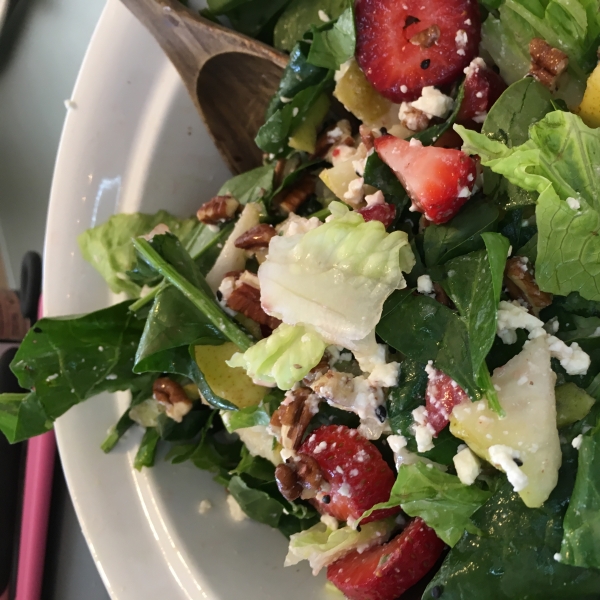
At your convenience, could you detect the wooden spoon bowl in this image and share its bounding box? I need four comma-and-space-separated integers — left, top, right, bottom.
120, 0, 288, 174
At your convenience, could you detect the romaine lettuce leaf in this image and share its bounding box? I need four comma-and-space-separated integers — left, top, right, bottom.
227, 323, 327, 389
259, 202, 414, 353
456, 111, 600, 301
359, 463, 491, 547
78, 210, 197, 297
285, 519, 395, 575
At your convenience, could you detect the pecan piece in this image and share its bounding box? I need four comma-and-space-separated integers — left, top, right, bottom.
275, 463, 303, 501
196, 195, 239, 225
226, 281, 281, 330
270, 388, 320, 451
153, 377, 193, 423
399, 103, 430, 132
234, 223, 277, 250
312, 121, 355, 160
504, 256, 553, 316
359, 124, 375, 151
433, 282, 453, 308
302, 355, 331, 386
529, 38, 569, 91
410, 24, 440, 48
274, 174, 317, 214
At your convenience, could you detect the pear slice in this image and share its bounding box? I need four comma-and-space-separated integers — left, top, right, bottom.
450, 336, 560, 508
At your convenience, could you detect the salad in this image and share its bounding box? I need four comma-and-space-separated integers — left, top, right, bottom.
4, 0, 600, 598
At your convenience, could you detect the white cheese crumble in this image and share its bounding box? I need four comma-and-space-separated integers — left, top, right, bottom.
344, 177, 365, 205
455, 29, 468, 55
554, 553, 562, 562
453, 447, 481, 485
566, 197, 581, 211
572, 434, 583, 450
417, 274, 434, 295
412, 406, 435, 452
410, 86, 455, 119
387, 434, 408, 453
198, 500, 212, 514
227, 494, 247, 522
276, 213, 321, 237
464, 57, 487, 78
488, 445, 529, 492
365, 190, 385, 207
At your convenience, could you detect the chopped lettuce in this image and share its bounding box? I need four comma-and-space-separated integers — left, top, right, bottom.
359, 463, 491, 547
258, 202, 414, 355
456, 111, 600, 301
227, 323, 327, 389
78, 211, 197, 297
285, 519, 395, 575
481, 0, 600, 103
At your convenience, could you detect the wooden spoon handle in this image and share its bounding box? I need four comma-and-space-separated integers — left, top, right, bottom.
120, 0, 287, 91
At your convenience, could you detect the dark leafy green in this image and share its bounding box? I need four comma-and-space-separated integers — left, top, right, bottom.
423, 202, 500, 267
363, 152, 409, 209
133, 428, 160, 470
307, 7, 355, 70
226, 404, 271, 431
218, 164, 276, 205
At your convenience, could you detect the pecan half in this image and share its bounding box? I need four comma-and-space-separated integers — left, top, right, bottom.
270, 388, 321, 451
275, 454, 325, 501
226, 281, 281, 330
196, 195, 239, 225
504, 256, 553, 316
274, 174, 317, 214
275, 463, 303, 501
153, 377, 193, 423
529, 38, 569, 91
433, 282, 453, 308
399, 104, 430, 132
234, 223, 277, 250
409, 24, 441, 48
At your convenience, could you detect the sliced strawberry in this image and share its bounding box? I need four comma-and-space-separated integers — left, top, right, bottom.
457, 58, 507, 125
425, 366, 469, 434
327, 517, 446, 600
374, 135, 477, 224
358, 203, 396, 228
355, 0, 480, 102
298, 425, 399, 524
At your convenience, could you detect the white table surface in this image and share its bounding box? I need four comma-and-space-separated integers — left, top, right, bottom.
0, 0, 110, 598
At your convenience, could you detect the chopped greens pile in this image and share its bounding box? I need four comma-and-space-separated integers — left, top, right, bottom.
5, 0, 600, 598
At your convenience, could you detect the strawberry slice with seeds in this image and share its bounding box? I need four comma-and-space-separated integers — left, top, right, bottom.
457, 58, 507, 125
425, 365, 469, 434
298, 425, 399, 524
358, 203, 396, 228
327, 517, 446, 600
355, 0, 481, 102
374, 135, 477, 224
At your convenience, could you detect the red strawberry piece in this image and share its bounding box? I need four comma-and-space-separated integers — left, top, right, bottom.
298, 425, 399, 524
457, 58, 507, 125
374, 135, 477, 224
425, 365, 469, 434
358, 203, 396, 228
327, 517, 446, 600
355, 0, 480, 103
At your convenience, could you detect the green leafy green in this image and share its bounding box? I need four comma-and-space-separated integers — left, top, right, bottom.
560, 417, 600, 568
0, 392, 52, 444
273, 0, 350, 51
359, 463, 490, 546
225, 404, 272, 431
218, 164, 276, 205
423, 201, 500, 267
457, 110, 600, 301
133, 428, 160, 470
78, 210, 197, 297
425, 428, 600, 599
307, 7, 355, 70
227, 323, 326, 389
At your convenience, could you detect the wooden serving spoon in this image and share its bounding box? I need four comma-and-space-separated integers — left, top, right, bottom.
120, 0, 288, 174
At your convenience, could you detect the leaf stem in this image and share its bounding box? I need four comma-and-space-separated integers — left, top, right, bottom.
133, 238, 254, 352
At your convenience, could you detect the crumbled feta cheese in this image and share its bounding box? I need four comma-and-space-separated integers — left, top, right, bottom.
365, 190, 385, 207
387, 434, 408, 453
455, 30, 468, 48
457, 185, 471, 198
453, 447, 481, 485
546, 337, 590, 375
353, 156, 367, 177
238, 270, 260, 289
46, 373, 59, 382
472, 111, 487, 123
276, 213, 321, 237
409, 137, 423, 147
334, 59, 353, 83
198, 500, 212, 514
488, 445, 529, 492
463, 57, 487, 78
318, 9, 330, 21
338, 483, 351, 497
572, 434, 583, 450
566, 197, 581, 211
141, 223, 171, 241
314, 441, 328, 453
280, 96, 293, 103
400, 85, 408, 94
417, 274, 434, 295
412, 406, 435, 452
410, 87, 454, 119
344, 177, 365, 205
497, 301, 544, 344
292, 107, 299, 117
227, 494, 247, 522
320, 514, 339, 530
554, 553, 562, 562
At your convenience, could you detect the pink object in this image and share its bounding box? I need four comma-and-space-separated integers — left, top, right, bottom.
14, 296, 56, 600
1, 588, 8, 600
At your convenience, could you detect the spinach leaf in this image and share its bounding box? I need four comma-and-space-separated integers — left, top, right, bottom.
218, 164, 276, 205
217, 0, 291, 41
78, 210, 197, 297
411, 80, 465, 147
498, 207, 537, 250
226, 404, 271, 431
425, 428, 600, 599
0, 392, 51, 444
307, 7, 355, 70
156, 409, 211, 442
133, 428, 160, 470
359, 463, 490, 546
273, 0, 351, 51
423, 201, 500, 267
363, 152, 409, 209
232, 445, 276, 482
